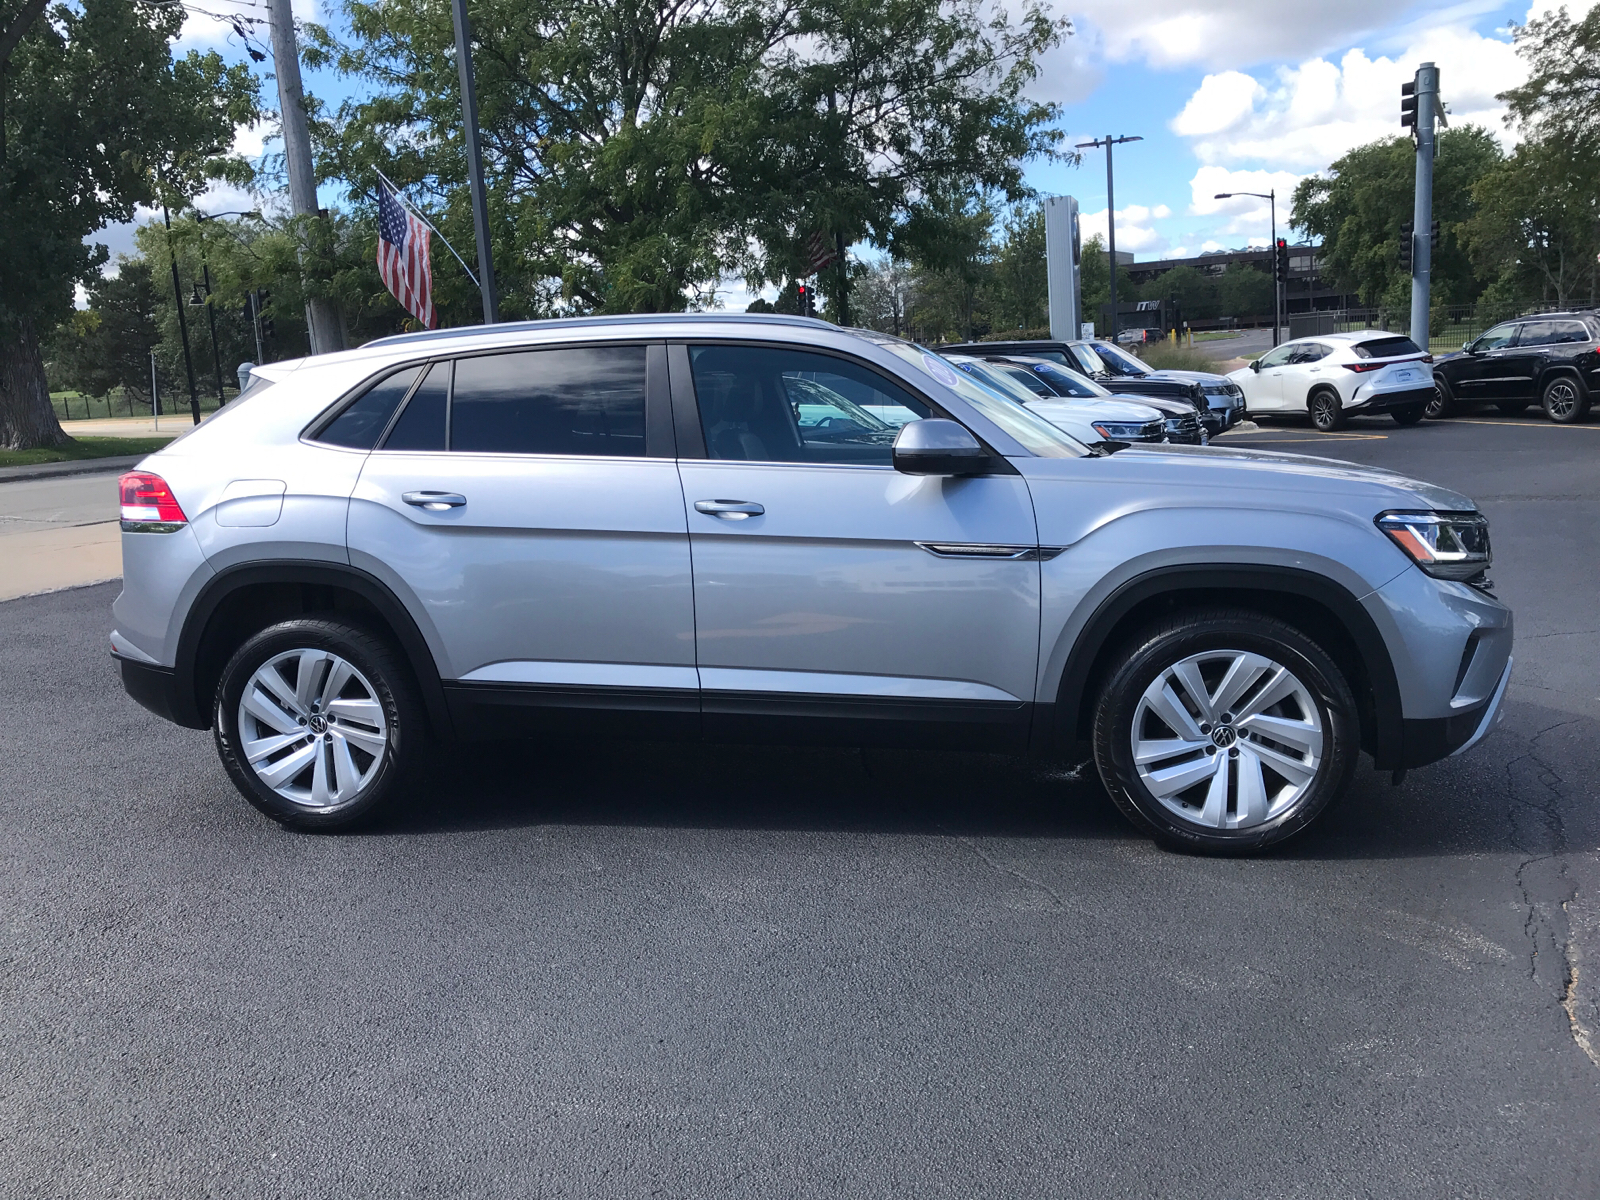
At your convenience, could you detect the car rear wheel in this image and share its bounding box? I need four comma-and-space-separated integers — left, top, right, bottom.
1391, 403, 1426, 426
1308, 388, 1345, 431
1426, 377, 1455, 419
214, 616, 424, 830
1542, 376, 1589, 424
1092, 609, 1359, 854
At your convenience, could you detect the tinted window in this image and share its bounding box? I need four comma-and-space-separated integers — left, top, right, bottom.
316, 366, 421, 449
1352, 335, 1422, 358
1554, 321, 1591, 343
1471, 324, 1518, 353
1516, 321, 1557, 347
1291, 342, 1332, 364
449, 347, 646, 457
381, 361, 448, 451
690, 344, 929, 465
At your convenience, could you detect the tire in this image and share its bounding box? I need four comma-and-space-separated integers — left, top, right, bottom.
1308, 388, 1345, 432
1495, 402, 1528, 417
1541, 375, 1589, 424
1391, 403, 1426, 426
1091, 609, 1360, 855
214, 616, 425, 830
1425, 377, 1455, 419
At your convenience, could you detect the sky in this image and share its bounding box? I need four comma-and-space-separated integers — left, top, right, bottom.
98, 0, 1593, 310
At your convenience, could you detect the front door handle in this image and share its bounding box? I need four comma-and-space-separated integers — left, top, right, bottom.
402, 491, 467, 510
694, 499, 764, 520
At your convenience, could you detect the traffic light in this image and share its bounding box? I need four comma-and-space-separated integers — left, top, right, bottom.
1399, 222, 1414, 273
1400, 80, 1417, 129
1275, 238, 1289, 284
797, 283, 812, 317
1430, 219, 1441, 250
257, 289, 275, 340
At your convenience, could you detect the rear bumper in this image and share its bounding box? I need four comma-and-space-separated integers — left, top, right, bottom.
116, 655, 207, 730
1349, 385, 1434, 414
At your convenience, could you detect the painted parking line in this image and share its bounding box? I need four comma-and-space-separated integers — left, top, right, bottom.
1454, 419, 1598, 430
1218, 432, 1389, 443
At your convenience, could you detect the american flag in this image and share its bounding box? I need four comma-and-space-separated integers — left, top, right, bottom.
377, 182, 435, 328
805, 230, 838, 275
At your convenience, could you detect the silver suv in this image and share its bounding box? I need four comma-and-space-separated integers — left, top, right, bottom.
111, 315, 1512, 853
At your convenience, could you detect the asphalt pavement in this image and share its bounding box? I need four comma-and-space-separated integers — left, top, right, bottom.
3, 414, 1598, 1198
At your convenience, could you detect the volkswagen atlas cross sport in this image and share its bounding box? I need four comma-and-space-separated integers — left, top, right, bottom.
111, 314, 1512, 854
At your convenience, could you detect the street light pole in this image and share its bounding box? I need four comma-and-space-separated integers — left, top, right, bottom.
1214, 189, 1279, 345
1077, 134, 1142, 342
194, 210, 262, 404
160, 202, 201, 425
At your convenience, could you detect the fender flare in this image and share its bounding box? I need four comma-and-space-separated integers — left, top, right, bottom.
172, 560, 452, 736
1045, 564, 1404, 767
1537, 363, 1589, 400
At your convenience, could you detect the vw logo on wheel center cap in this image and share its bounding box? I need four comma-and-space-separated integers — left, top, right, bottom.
307, 714, 329, 735
1210, 724, 1237, 749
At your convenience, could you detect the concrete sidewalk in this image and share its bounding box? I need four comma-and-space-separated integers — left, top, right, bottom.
0, 454, 147, 485
0, 473, 121, 602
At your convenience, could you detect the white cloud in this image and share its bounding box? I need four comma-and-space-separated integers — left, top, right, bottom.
1066, 0, 1422, 70
1077, 204, 1171, 255
1172, 71, 1263, 137
177, 0, 321, 52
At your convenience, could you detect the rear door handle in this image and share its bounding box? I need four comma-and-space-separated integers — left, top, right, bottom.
694, 499, 764, 520
402, 491, 467, 510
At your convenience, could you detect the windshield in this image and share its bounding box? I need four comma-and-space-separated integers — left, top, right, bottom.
1088, 341, 1154, 377
877, 343, 1090, 458
1021, 360, 1110, 399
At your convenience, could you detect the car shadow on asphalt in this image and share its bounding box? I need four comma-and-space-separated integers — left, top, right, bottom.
358, 732, 1534, 861
366, 738, 1132, 844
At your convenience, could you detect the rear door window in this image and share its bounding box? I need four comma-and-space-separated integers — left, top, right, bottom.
316, 365, 421, 449
381, 361, 449, 451
450, 346, 646, 456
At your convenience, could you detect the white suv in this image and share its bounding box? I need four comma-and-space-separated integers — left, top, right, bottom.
1229, 331, 1435, 431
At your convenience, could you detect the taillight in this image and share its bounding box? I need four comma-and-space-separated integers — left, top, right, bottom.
1343, 362, 1385, 373
119, 472, 188, 532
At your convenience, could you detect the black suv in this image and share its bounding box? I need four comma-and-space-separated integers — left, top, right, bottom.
943, 339, 1246, 435
1432, 312, 1600, 423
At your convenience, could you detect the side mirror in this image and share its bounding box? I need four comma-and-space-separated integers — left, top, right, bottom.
1249, 359, 1261, 372
892, 418, 991, 476
1462, 341, 1474, 353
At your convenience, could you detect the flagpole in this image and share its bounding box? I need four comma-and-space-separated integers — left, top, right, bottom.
375, 169, 480, 289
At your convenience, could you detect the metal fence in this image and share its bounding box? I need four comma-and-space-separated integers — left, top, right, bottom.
1289, 304, 1578, 355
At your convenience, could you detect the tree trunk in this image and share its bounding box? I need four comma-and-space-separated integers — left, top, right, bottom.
0, 317, 70, 449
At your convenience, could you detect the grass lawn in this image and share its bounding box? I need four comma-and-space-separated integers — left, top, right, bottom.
0, 435, 175, 469
1190, 330, 1243, 343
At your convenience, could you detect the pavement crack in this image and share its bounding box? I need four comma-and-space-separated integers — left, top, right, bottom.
1503, 719, 1596, 1072
943, 828, 1070, 913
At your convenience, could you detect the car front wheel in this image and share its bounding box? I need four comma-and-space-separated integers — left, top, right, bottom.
1542, 375, 1589, 424
1092, 610, 1359, 854
1308, 388, 1345, 431
214, 617, 424, 830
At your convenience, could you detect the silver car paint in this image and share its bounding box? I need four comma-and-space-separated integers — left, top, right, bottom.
348, 448, 695, 683
113, 314, 1510, 735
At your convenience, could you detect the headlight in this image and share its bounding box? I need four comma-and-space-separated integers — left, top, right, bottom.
1092, 420, 1161, 440
1376, 511, 1491, 581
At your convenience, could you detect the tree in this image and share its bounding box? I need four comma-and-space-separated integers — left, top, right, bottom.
49, 258, 160, 403
989, 201, 1048, 333
0, 0, 258, 448
1291, 126, 1502, 307
855, 254, 917, 337
1217, 261, 1273, 319
1077, 234, 1138, 330
1463, 137, 1599, 309
310, 0, 1066, 317
1498, 5, 1600, 162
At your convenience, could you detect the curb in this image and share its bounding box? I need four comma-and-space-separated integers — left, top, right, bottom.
0, 455, 147, 484
1217, 420, 1263, 435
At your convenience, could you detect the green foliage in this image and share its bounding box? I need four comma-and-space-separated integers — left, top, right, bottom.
48, 258, 160, 400
988, 201, 1048, 331
1291, 126, 1503, 307
1499, 5, 1600, 161
308, 0, 1067, 316
1137, 342, 1224, 372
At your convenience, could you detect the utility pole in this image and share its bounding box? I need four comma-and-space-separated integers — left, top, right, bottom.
266, 0, 342, 355
451, 0, 499, 324
1402, 63, 1443, 350
1076, 135, 1142, 341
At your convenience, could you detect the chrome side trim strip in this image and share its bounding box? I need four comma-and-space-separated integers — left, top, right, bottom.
458, 661, 699, 690
914, 542, 1065, 561
698, 667, 1021, 704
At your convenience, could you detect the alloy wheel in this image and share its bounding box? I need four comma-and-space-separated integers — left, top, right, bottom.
1130, 649, 1323, 830
1545, 379, 1580, 420
1426, 381, 1450, 419
237, 648, 390, 809
1309, 393, 1339, 431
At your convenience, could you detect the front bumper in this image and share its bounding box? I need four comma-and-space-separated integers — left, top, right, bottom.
1398, 658, 1512, 767
1347, 384, 1434, 414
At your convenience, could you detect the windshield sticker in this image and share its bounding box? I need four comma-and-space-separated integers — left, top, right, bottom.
922, 354, 961, 387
